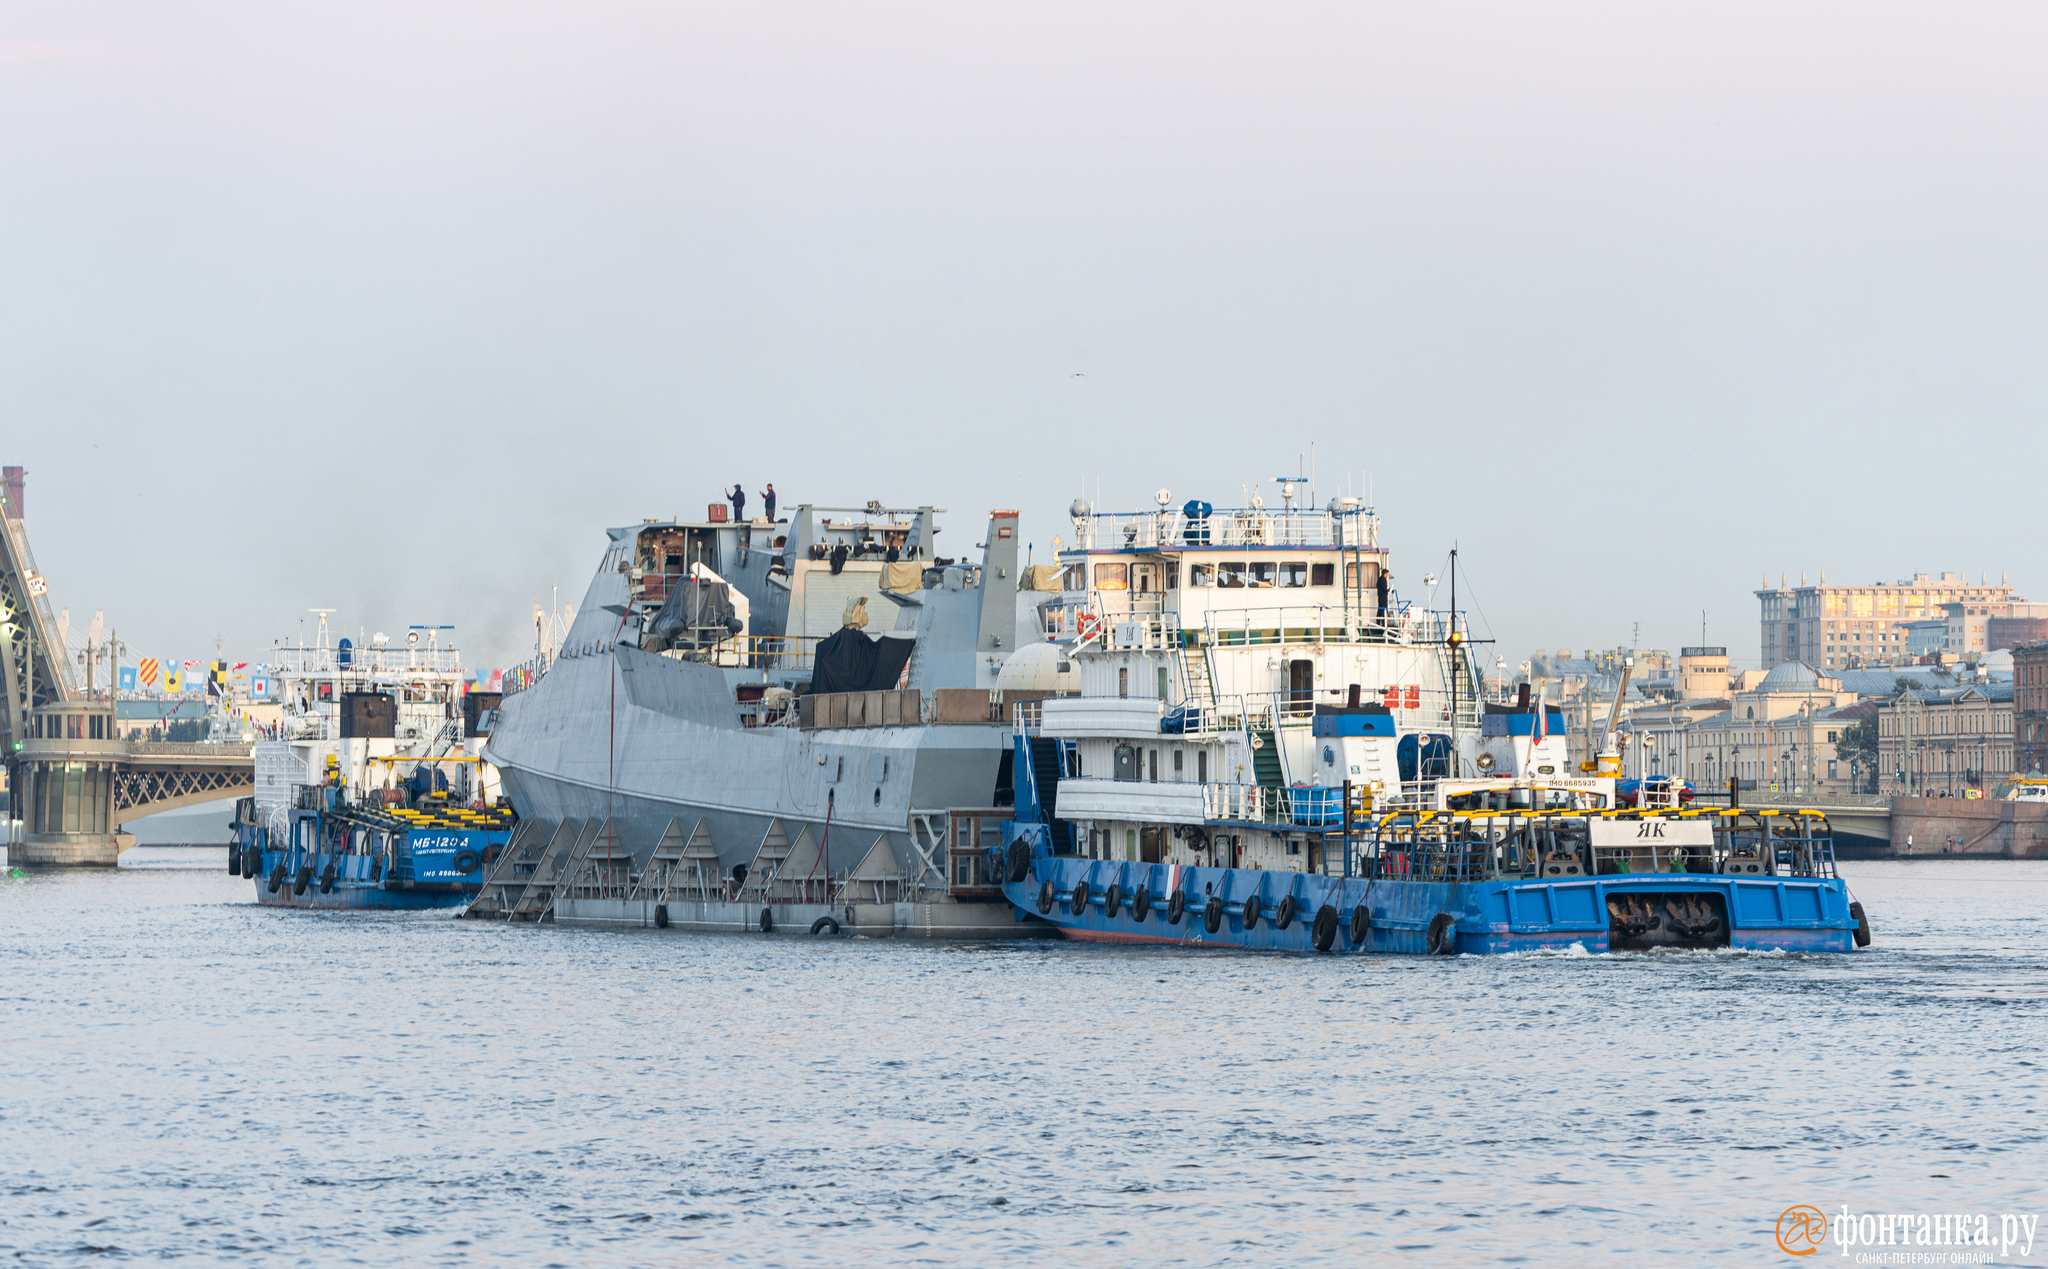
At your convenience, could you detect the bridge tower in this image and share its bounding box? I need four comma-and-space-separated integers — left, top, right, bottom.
2, 467, 129, 865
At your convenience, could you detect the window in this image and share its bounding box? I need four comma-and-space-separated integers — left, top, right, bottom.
1197, 750, 1208, 782
1156, 667, 1169, 699
1148, 749, 1158, 781
1248, 562, 1277, 587
1173, 748, 1184, 778
1062, 564, 1087, 591
1190, 563, 1214, 586
1164, 563, 1178, 589
1095, 563, 1129, 590
1118, 667, 1129, 698
1217, 561, 1247, 588
1278, 562, 1308, 587
1346, 561, 1381, 590
1311, 563, 1335, 586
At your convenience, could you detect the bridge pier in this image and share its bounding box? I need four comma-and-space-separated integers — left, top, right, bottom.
11, 700, 255, 867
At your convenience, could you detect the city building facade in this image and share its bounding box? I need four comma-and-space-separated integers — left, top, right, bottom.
1757, 571, 2011, 670
2015, 644, 2048, 775
1619, 661, 1860, 797
1875, 685, 2013, 795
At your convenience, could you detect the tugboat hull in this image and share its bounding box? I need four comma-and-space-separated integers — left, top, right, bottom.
998, 852, 1858, 955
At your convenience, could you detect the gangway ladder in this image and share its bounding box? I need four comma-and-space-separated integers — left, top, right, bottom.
1177, 639, 1219, 731
1440, 638, 1482, 733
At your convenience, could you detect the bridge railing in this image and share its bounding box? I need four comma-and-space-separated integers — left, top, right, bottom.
126, 742, 255, 758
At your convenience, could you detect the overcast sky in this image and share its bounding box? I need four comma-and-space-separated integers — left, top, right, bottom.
5, 2, 2044, 674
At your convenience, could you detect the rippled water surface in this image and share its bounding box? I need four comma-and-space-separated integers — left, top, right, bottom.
3, 853, 2044, 1266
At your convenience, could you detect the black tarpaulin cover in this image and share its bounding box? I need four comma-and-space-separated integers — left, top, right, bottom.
649, 578, 737, 643
811, 628, 916, 695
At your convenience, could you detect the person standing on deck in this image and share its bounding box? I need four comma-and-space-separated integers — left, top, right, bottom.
729, 484, 746, 522
762, 484, 777, 521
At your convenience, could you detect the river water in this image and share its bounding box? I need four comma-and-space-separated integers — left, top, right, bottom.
2, 853, 2043, 1266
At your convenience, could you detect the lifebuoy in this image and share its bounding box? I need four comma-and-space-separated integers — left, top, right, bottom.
655, 903, 670, 928
1007, 840, 1031, 883
1168, 888, 1187, 925
1275, 894, 1296, 930
1427, 912, 1458, 955
320, 862, 337, 894
1241, 895, 1260, 932
1204, 894, 1223, 934
1038, 881, 1056, 914
759, 907, 775, 933
1132, 886, 1151, 921
268, 864, 285, 894
1103, 884, 1122, 918
453, 850, 481, 875
1077, 613, 1102, 640
293, 865, 312, 896
1312, 904, 1338, 951
1849, 901, 1872, 948
1349, 904, 1370, 944
1070, 880, 1090, 916
810, 916, 841, 936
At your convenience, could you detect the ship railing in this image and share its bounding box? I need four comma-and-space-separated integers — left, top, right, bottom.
1199, 605, 1425, 648
267, 646, 466, 677
1199, 782, 1359, 828
666, 634, 819, 671
1069, 507, 1362, 551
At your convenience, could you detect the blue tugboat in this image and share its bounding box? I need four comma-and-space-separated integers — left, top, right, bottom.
234, 788, 516, 910
225, 616, 515, 910
984, 485, 1872, 954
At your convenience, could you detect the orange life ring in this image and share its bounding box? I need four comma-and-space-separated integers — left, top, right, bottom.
1077, 613, 1102, 640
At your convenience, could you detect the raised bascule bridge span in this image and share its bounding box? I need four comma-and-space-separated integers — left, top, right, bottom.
2, 466, 254, 866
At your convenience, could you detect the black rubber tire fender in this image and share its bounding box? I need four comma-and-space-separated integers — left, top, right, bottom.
1274, 894, 1296, 930
1349, 904, 1370, 945
1103, 884, 1122, 919
228, 845, 241, 876
1070, 880, 1090, 917
1167, 887, 1187, 925
1037, 880, 1056, 914
1311, 903, 1338, 951
759, 907, 775, 933
268, 863, 285, 895
319, 862, 337, 895
1427, 912, 1458, 955
1241, 894, 1260, 932
1007, 840, 1031, 884
809, 916, 840, 936
1132, 886, 1151, 921
654, 903, 670, 929
453, 850, 481, 875
293, 865, 312, 896
1849, 900, 1872, 948
1203, 894, 1222, 934
246, 846, 261, 878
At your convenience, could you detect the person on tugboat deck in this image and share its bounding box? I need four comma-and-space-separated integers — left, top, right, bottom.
729, 484, 746, 521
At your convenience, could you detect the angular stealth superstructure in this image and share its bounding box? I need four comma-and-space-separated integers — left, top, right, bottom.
472, 502, 1061, 937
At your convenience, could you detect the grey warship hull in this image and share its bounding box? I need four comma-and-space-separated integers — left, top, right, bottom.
470, 502, 1061, 937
